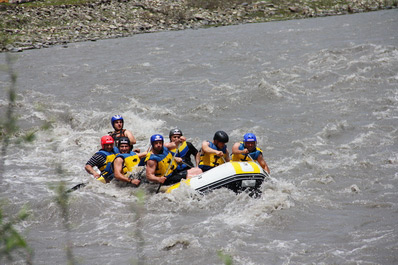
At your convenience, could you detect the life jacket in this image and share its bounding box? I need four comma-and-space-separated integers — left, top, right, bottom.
144, 146, 178, 178
108, 129, 127, 146
170, 141, 190, 171
170, 141, 189, 157
115, 151, 141, 175
231, 142, 263, 162
199, 141, 227, 170
96, 148, 118, 181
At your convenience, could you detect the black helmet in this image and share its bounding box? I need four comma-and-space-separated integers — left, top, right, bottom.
118, 136, 130, 148
169, 128, 183, 138
213, 131, 229, 143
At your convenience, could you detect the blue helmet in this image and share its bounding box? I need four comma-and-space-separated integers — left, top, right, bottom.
243, 133, 257, 143
150, 134, 164, 145
111, 115, 123, 129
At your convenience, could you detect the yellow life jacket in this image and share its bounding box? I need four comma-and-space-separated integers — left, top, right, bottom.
231, 142, 263, 162
199, 141, 227, 168
96, 150, 118, 182
170, 141, 188, 157
145, 146, 178, 178
117, 152, 141, 174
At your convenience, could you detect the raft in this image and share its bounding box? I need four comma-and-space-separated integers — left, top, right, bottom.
164, 161, 269, 195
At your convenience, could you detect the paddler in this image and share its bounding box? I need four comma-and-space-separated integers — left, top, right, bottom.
168, 128, 199, 172
231, 133, 270, 174
198, 130, 230, 172
108, 115, 137, 150
145, 134, 202, 186
84, 135, 118, 183
112, 137, 147, 186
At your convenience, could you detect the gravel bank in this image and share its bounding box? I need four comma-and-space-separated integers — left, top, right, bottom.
1, 0, 397, 52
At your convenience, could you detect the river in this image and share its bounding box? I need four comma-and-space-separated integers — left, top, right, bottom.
0, 9, 397, 265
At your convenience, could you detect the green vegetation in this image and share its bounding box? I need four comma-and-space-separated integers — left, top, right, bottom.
0, 205, 33, 264
54, 165, 77, 265
0, 54, 33, 264
1, 54, 19, 177
218, 250, 233, 265
131, 189, 146, 265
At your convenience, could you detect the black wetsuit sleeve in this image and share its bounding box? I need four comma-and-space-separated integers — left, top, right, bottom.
182, 142, 198, 166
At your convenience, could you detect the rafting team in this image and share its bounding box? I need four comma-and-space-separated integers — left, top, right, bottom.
85, 115, 270, 187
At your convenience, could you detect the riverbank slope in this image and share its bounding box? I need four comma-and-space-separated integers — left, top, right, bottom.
1, 0, 397, 52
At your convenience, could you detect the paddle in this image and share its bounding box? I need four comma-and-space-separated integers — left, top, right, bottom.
66, 182, 87, 193
156, 143, 180, 193
180, 161, 193, 168
247, 153, 255, 162
66, 174, 109, 193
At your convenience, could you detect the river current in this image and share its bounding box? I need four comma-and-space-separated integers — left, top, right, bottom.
1, 9, 397, 265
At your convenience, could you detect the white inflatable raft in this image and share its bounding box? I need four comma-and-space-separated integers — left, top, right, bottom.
164, 161, 270, 195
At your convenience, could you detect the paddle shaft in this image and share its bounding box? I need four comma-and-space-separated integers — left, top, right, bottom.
66, 182, 87, 193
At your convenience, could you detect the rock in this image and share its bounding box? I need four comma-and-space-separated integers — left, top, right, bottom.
350, 184, 360, 193
289, 6, 300, 12
0, 0, 396, 52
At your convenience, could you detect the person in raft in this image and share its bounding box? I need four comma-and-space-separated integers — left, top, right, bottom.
168, 128, 199, 172
84, 135, 118, 183
108, 115, 137, 150
145, 134, 202, 186
198, 130, 230, 172
112, 137, 147, 186
231, 133, 270, 174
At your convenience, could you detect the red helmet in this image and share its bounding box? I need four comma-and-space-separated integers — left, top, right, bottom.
101, 135, 114, 149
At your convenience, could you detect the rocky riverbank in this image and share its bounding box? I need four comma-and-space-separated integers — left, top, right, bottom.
1, 0, 397, 52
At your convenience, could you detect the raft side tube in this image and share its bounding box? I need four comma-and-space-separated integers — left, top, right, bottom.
165, 162, 269, 194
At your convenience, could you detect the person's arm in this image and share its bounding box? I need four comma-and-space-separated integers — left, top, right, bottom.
137, 151, 147, 159
187, 142, 198, 156
224, 149, 230, 162
231, 142, 248, 155
85, 153, 105, 178
195, 150, 201, 166
164, 142, 176, 150
165, 136, 186, 150
85, 164, 101, 179
186, 142, 199, 167
201, 141, 223, 157
145, 160, 166, 184
114, 157, 140, 185
174, 157, 182, 164
257, 153, 270, 174
125, 130, 137, 145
